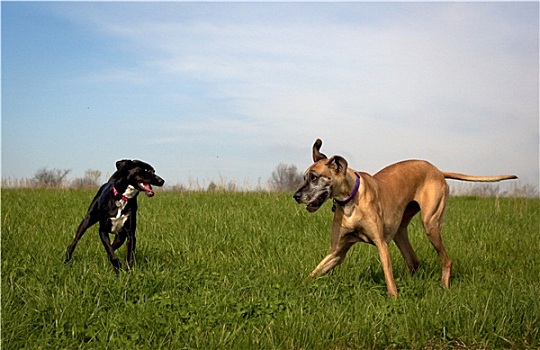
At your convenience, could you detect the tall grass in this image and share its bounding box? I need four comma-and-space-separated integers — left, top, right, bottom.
2, 189, 539, 349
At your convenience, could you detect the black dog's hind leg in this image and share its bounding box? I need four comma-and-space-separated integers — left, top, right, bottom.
65, 211, 99, 263
99, 228, 122, 272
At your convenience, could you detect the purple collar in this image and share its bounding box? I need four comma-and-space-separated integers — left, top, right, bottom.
333, 173, 360, 207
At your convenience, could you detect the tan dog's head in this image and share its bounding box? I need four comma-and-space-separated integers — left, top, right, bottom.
293, 139, 349, 212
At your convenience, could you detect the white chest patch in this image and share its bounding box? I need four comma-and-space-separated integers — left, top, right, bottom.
109, 185, 138, 233
110, 213, 128, 233
110, 215, 128, 233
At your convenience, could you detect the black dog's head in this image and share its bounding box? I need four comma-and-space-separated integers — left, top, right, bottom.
112, 159, 165, 197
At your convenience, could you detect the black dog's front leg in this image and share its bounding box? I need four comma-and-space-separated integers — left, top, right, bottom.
111, 232, 126, 251
99, 229, 122, 272
126, 232, 136, 270
125, 214, 137, 270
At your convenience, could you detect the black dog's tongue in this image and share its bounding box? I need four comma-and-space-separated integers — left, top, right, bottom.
139, 182, 155, 197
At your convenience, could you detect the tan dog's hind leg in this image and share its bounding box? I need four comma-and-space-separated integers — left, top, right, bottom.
424, 220, 452, 289
394, 227, 421, 275
394, 204, 421, 275
420, 187, 452, 289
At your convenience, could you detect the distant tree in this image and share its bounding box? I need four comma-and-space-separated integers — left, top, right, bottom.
207, 179, 238, 192
207, 181, 218, 192
32, 168, 71, 188
269, 163, 303, 192
171, 183, 188, 192
72, 169, 102, 189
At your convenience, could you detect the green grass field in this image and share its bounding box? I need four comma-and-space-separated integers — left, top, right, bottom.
2, 189, 539, 349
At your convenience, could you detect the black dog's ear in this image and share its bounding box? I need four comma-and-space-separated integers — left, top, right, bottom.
327, 156, 348, 175
115, 159, 131, 171
312, 139, 327, 162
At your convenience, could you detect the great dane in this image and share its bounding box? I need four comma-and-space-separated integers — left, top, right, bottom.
294, 139, 517, 297
64, 159, 164, 272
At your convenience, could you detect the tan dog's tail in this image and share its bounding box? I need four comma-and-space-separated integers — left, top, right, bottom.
442, 172, 517, 182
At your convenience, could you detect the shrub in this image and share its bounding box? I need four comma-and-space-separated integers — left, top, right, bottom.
268, 163, 303, 192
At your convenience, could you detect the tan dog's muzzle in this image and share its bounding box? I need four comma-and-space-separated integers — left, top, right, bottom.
293, 183, 330, 212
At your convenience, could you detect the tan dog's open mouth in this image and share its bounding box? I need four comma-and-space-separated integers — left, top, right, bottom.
306, 194, 328, 212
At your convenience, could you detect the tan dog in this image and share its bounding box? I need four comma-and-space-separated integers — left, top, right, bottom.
293, 139, 517, 297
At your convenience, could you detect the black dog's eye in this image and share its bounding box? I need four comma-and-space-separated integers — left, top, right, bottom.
308, 173, 318, 182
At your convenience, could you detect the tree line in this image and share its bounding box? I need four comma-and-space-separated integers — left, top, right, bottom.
29, 168, 103, 189
8, 165, 537, 197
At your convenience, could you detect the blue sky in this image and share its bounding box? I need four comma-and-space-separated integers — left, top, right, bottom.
2, 2, 538, 189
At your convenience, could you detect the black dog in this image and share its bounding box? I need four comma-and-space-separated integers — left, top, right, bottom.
64, 159, 164, 271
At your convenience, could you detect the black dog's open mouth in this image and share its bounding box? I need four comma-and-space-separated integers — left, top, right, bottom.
139, 182, 155, 197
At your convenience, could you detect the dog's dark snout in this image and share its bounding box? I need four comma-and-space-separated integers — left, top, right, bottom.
154, 175, 165, 187
293, 191, 302, 203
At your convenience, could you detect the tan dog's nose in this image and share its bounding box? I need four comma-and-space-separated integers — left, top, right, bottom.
293, 191, 302, 203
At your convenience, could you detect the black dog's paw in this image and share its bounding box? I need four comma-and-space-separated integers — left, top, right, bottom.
111, 258, 122, 272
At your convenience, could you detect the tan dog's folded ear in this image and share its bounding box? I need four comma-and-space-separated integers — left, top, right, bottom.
313, 139, 328, 162
327, 156, 348, 175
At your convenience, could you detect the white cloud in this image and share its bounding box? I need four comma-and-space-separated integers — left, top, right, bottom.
55, 2, 538, 184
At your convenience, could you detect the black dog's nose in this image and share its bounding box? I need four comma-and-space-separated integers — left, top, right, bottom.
293, 192, 302, 203
154, 176, 165, 187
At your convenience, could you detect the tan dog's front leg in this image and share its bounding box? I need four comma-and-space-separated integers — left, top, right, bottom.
374, 240, 398, 297
308, 228, 356, 279
309, 252, 345, 278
